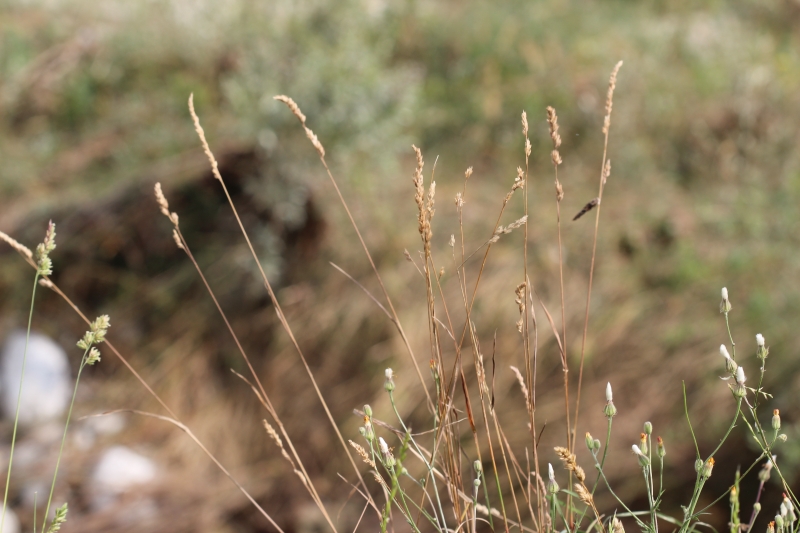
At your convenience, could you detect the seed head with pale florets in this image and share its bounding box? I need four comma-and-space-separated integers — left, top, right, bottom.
36, 221, 57, 276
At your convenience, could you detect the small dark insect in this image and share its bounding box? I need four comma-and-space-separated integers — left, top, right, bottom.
572, 197, 600, 221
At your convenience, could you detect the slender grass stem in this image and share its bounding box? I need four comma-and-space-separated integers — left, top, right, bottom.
1, 272, 39, 533
41, 350, 88, 533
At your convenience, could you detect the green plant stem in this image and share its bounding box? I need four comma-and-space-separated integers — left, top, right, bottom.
388, 392, 448, 532
1, 272, 40, 533
680, 398, 742, 533
593, 456, 647, 530
724, 312, 735, 359
480, 470, 493, 530
575, 418, 613, 531
41, 349, 88, 533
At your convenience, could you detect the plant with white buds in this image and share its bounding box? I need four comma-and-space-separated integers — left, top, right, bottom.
733, 366, 747, 397
378, 437, 395, 467
384, 368, 395, 392
756, 333, 769, 361
700, 458, 715, 478
720, 287, 732, 313
546, 463, 559, 494
632, 444, 650, 467
720, 344, 738, 374
604, 382, 617, 418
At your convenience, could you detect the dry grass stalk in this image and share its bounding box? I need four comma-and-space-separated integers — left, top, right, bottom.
0, 231, 33, 261
515, 283, 527, 333
553, 446, 585, 483
509, 365, 530, 406
264, 420, 309, 489
603, 61, 624, 135
188, 94, 222, 182
274, 95, 433, 411
348, 440, 376, 469
574, 483, 593, 505
273, 95, 325, 157
154, 183, 179, 226
491, 215, 528, 243
574, 61, 623, 449
412, 145, 432, 251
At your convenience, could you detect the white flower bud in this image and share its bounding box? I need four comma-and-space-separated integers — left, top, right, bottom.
736, 366, 746, 384
606, 382, 613, 402
721, 287, 728, 301
385, 368, 393, 380
548, 463, 555, 481
756, 334, 765, 347
379, 437, 389, 455
632, 444, 643, 456
720, 345, 731, 359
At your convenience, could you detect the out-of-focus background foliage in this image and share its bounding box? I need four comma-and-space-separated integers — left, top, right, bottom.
1, 0, 800, 531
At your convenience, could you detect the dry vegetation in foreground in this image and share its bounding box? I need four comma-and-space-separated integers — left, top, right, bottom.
0, 58, 795, 533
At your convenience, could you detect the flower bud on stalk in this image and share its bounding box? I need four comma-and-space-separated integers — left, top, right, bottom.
632, 444, 650, 467
720, 287, 732, 313
759, 457, 775, 483
734, 366, 747, 398
756, 333, 769, 361
379, 437, 395, 467
384, 368, 395, 392
721, 345, 738, 374
773, 409, 781, 431
585, 432, 595, 452
547, 463, 559, 495
644, 421, 653, 435
604, 382, 617, 418
640, 433, 648, 455
701, 458, 715, 478
657, 436, 666, 458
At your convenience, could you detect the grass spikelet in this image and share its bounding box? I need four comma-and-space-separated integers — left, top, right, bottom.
263, 420, 309, 488
273, 95, 325, 157
349, 440, 376, 469
510, 365, 529, 405
603, 61, 623, 135
188, 94, 222, 182
575, 483, 593, 505
154, 182, 179, 226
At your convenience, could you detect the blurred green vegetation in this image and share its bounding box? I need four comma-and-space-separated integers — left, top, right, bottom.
1, 0, 800, 531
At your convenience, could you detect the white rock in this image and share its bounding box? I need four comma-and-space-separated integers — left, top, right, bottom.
91, 446, 157, 510
0, 508, 21, 533
0, 331, 71, 427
